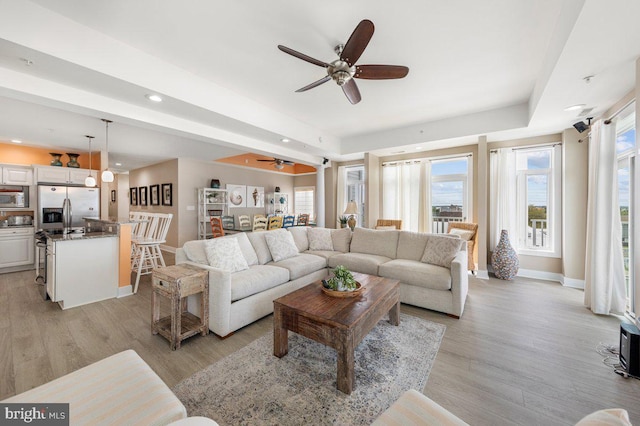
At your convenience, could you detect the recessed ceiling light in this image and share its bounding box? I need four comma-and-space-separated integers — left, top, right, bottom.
415, 146, 422, 150
146, 94, 163, 102
280, 138, 290, 143
115, 162, 122, 166
10, 139, 22, 144
564, 104, 585, 112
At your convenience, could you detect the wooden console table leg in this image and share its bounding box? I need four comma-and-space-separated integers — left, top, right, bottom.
273, 306, 288, 357
151, 286, 159, 334
171, 292, 181, 351
389, 300, 400, 326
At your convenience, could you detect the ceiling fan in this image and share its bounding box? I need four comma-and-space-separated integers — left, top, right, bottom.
257, 157, 294, 170
277, 19, 409, 105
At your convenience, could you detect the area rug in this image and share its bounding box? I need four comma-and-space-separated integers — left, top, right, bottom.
172, 314, 445, 425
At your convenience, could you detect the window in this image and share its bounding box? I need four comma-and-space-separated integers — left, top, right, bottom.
614, 101, 636, 315
430, 156, 471, 233
294, 186, 315, 219
345, 166, 366, 228
514, 145, 561, 256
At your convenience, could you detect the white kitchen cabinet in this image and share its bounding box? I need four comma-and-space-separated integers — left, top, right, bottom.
1, 165, 33, 185
35, 166, 98, 185
47, 235, 118, 309
0, 227, 35, 268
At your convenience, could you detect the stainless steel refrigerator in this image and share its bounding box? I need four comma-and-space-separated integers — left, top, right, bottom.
37, 185, 100, 232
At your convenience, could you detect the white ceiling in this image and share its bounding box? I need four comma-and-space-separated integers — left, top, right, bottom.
0, 0, 638, 171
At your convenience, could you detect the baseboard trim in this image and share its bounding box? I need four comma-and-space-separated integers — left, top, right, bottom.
117, 285, 133, 298
561, 277, 585, 289
517, 268, 563, 284
475, 269, 490, 280
161, 245, 176, 254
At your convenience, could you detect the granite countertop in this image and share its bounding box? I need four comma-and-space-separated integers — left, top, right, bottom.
46, 231, 118, 241
84, 217, 139, 225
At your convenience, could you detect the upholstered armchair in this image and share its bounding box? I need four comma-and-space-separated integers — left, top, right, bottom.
447, 222, 478, 272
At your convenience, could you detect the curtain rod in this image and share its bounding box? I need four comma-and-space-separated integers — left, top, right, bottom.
605, 99, 635, 124
490, 142, 561, 153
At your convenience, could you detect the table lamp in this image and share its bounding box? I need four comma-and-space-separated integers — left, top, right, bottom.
344, 201, 358, 231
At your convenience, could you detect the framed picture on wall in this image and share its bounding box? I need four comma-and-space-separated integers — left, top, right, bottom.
130, 187, 138, 205
227, 184, 246, 208
139, 186, 148, 206
150, 184, 160, 206
162, 183, 173, 206
246, 186, 264, 208
111, 190, 116, 203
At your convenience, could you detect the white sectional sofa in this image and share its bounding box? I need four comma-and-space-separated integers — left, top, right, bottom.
176, 226, 468, 337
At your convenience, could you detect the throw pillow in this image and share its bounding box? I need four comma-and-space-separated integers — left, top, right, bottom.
421, 235, 463, 268
264, 229, 299, 262
331, 227, 352, 252
308, 227, 334, 251
205, 237, 249, 273
227, 232, 259, 266
449, 228, 475, 241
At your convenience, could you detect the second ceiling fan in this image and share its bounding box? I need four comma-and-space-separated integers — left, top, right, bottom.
278, 19, 409, 105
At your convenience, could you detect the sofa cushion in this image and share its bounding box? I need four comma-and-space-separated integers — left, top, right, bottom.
396, 231, 430, 261
308, 227, 333, 251
247, 231, 273, 265
205, 238, 249, 273
288, 226, 309, 251
575, 409, 631, 426
264, 229, 299, 262
230, 265, 290, 301
421, 234, 463, 268
379, 259, 452, 291
350, 227, 399, 259
227, 232, 259, 266
331, 227, 352, 252
182, 240, 209, 265
272, 253, 327, 280
449, 228, 475, 241
328, 252, 392, 276
306, 250, 342, 263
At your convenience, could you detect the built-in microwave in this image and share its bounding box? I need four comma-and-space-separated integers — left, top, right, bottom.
0, 189, 26, 208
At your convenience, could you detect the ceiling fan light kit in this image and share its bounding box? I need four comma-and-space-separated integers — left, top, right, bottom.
278, 19, 409, 105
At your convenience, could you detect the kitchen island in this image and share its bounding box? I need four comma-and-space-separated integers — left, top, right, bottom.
46, 231, 119, 310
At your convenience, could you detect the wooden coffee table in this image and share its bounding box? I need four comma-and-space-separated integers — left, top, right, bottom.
273, 273, 400, 394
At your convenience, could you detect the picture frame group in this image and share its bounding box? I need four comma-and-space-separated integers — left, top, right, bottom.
130, 183, 173, 206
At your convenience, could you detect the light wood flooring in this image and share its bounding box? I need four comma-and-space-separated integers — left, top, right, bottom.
1, 255, 639, 425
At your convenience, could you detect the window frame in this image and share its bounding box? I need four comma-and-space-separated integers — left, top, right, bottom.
514, 145, 562, 258
293, 185, 315, 219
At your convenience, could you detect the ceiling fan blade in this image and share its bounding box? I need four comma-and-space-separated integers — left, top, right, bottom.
257, 159, 275, 162
355, 65, 409, 80
277, 45, 330, 68
295, 76, 331, 92
342, 79, 362, 105
340, 19, 375, 66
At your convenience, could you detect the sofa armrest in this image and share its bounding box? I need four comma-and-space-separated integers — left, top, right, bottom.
450, 248, 469, 317
372, 389, 469, 426
176, 259, 233, 336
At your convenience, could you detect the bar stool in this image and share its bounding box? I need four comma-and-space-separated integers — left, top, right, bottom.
131, 213, 173, 294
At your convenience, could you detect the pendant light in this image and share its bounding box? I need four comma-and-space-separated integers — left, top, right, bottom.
85, 135, 96, 187
101, 118, 114, 182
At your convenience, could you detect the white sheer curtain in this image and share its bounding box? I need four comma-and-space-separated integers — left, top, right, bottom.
584, 120, 627, 314
382, 161, 422, 232
489, 148, 517, 248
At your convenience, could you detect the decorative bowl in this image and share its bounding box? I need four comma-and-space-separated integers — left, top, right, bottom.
321, 281, 363, 298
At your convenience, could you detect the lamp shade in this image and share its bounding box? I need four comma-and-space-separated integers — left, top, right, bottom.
344, 201, 358, 215
101, 169, 114, 182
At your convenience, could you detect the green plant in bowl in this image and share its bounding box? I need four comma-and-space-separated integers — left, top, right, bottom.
327, 265, 357, 291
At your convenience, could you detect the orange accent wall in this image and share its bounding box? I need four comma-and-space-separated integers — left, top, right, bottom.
0, 142, 100, 169
216, 153, 316, 174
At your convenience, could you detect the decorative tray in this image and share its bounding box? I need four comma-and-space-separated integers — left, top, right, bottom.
321, 282, 363, 298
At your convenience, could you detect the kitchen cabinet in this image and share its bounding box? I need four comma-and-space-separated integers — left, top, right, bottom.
35, 166, 98, 185
1, 165, 33, 185
198, 188, 227, 239
0, 227, 35, 268
47, 234, 118, 309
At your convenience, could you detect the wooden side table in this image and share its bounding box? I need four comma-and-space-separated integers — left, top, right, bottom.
151, 264, 209, 350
